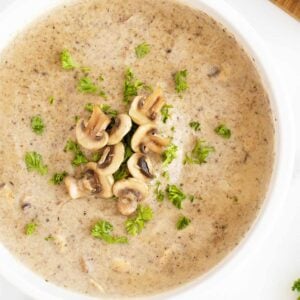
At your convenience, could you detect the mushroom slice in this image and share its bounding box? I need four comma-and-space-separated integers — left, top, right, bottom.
108, 114, 132, 145
64, 163, 114, 199
113, 178, 149, 216
127, 153, 154, 181
129, 88, 165, 125
76, 106, 110, 151
131, 123, 170, 154
97, 143, 125, 175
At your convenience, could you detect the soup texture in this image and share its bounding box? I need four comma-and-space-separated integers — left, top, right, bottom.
0, 0, 274, 297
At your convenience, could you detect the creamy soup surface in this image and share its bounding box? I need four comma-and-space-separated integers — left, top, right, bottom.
0, 0, 274, 297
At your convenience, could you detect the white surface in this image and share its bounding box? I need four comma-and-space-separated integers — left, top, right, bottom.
0, 0, 299, 299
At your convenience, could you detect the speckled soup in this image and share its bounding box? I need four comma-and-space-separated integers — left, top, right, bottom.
0, 0, 274, 297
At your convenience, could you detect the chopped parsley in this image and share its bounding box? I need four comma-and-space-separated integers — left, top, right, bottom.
80, 66, 91, 73
174, 69, 188, 93
25, 152, 48, 175
123, 68, 144, 104
31, 116, 45, 135
189, 195, 195, 203
189, 121, 201, 132
161, 104, 173, 123
162, 143, 178, 166
60, 49, 77, 70
135, 42, 151, 58
91, 220, 128, 244
50, 171, 68, 185
166, 184, 186, 209
74, 115, 80, 123
100, 104, 118, 118
45, 235, 54, 241
113, 163, 130, 181
215, 124, 231, 139
25, 222, 37, 235
184, 139, 215, 165
78, 77, 98, 94
292, 279, 300, 292
154, 181, 164, 202
64, 139, 88, 166
84, 103, 94, 112
48, 96, 55, 104
176, 216, 191, 230
162, 170, 170, 180
125, 205, 153, 236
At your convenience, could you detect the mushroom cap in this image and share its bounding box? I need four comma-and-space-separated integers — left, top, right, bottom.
64, 176, 84, 200
129, 88, 165, 125
82, 162, 114, 199
127, 153, 154, 181
117, 198, 138, 216
97, 142, 125, 175
131, 123, 170, 154
108, 114, 132, 145
76, 107, 110, 151
113, 178, 149, 202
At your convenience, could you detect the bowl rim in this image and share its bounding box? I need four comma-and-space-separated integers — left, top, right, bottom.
0, 0, 295, 299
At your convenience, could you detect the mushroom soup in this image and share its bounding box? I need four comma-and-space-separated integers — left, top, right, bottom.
0, 0, 274, 297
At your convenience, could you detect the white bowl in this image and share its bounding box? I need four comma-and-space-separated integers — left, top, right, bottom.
0, 0, 295, 299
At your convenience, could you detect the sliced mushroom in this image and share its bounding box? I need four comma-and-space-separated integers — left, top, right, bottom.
131, 123, 170, 154
129, 88, 165, 125
127, 153, 154, 181
108, 114, 132, 145
96, 142, 125, 175
64, 163, 114, 199
113, 178, 148, 216
76, 106, 110, 150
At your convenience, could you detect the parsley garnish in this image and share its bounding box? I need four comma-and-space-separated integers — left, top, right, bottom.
25, 222, 37, 235
25, 152, 48, 175
174, 69, 188, 93
50, 171, 68, 185
166, 184, 186, 209
113, 163, 130, 181
125, 205, 153, 236
184, 139, 215, 165
154, 181, 164, 202
161, 104, 173, 123
64, 139, 88, 166
162, 143, 178, 166
176, 216, 191, 230
60, 49, 77, 70
189, 121, 201, 132
31, 116, 45, 135
48, 96, 55, 104
135, 42, 151, 58
189, 195, 195, 203
292, 279, 300, 292
84, 103, 94, 112
78, 77, 98, 94
100, 104, 118, 118
91, 220, 128, 244
215, 124, 231, 139
123, 68, 144, 104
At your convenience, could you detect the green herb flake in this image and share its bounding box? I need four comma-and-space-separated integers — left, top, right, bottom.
60, 49, 77, 70
215, 124, 231, 139
123, 68, 144, 104
135, 42, 151, 58
189, 195, 195, 203
100, 104, 118, 118
162, 170, 170, 180
176, 216, 191, 230
45, 235, 54, 241
91, 220, 128, 244
166, 184, 186, 209
91, 151, 101, 162
154, 181, 164, 202
74, 115, 80, 123
31, 116, 45, 135
184, 139, 215, 165
78, 77, 98, 94
292, 279, 300, 292
189, 121, 201, 132
80, 66, 91, 73
161, 104, 173, 123
50, 171, 68, 185
25, 152, 48, 175
98, 74, 104, 81
25, 222, 37, 235
84, 103, 94, 113
64, 139, 88, 166
174, 69, 188, 93
125, 205, 153, 236
48, 96, 55, 105
162, 143, 178, 166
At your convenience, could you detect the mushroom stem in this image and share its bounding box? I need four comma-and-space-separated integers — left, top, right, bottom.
85, 106, 110, 137
140, 88, 165, 113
